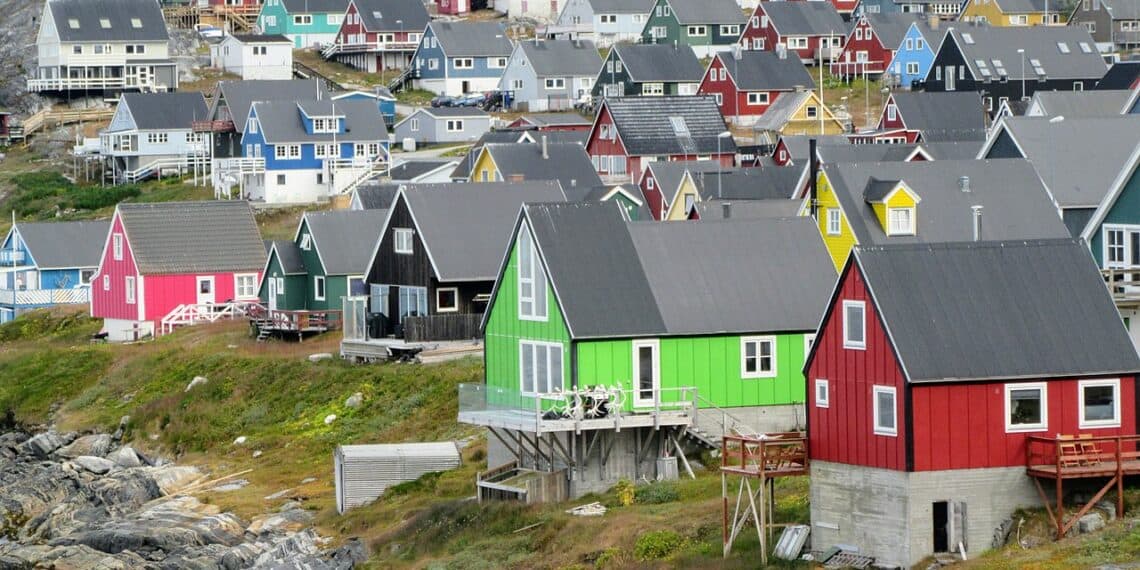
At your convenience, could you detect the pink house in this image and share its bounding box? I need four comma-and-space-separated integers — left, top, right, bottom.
91, 201, 266, 341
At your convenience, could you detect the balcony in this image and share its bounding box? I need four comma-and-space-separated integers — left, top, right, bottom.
27, 76, 167, 93
457, 383, 697, 434
1102, 267, 1140, 307
0, 287, 89, 308
0, 250, 27, 266
323, 40, 420, 58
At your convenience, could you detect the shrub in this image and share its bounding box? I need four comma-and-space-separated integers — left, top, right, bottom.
612, 479, 634, 507
67, 185, 141, 210
633, 530, 686, 561
634, 482, 680, 505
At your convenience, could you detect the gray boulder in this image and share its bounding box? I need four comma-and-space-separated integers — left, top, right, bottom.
1079, 512, 1106, 534
72, 456, 116, 475
344, 393, 364, 409
58, 435, 112, 458
17, 432, 63, 458
107, 447, 143, 469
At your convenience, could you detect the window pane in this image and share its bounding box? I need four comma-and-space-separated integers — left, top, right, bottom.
846, 305, 864, 343
1009, 388, 1042, 425
550, 347, 563, 392
1084, 385, 1116, 422
522, 344, 535, 393
760, 342, 772, 371
877, 392, 895, 429
534, 266, 547, 318
639, 346, 654, 398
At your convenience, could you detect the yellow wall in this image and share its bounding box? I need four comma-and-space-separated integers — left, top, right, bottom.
871, 188, 918, 232
961, 0, 1060, 25
782, 92, 846, 136
807, 171, 857, 272
471, 150, 500, 182
665, 175, 701, 221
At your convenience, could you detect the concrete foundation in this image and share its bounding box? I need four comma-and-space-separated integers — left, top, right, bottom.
810, 461, 1040, 568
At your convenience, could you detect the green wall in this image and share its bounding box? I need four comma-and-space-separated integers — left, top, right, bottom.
1089, 167, 1140, 267
259, 250, 308, 310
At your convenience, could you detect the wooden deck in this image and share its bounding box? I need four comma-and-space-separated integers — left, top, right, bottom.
1026, 434, 1140, 539
457, 407, 693, 434
720, 432, 810, 563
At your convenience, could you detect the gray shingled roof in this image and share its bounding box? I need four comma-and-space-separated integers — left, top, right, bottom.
388, 159, 457, 181
521, 202, 834, 338
423, 107, 490, 118
853, 239, 1140, 383
718, 51, 815, 91
520, 40, 603, 77
281, 0, 349, 14
482, 142, 602, 201
429, 21, 513, 57
862, 13, 923, 50
353, 183, 400, 210
950, 26, 1107, 81
117, 201, 265, 275
666, 0, 746, 24
9, 220, 110, 270
400, 182, 568, 281
214, 80, 328, 132
823, 159, 1071, 246
776, 134, 850, 164
254, 99, 387, 144
610, 44, 704, 83
644, 160, 727, 206
692, 168, 802, 201
984, 115, 1140, 208
695, 199, 802, 220
302, 210, 387, 275
1102, 0, 1140, 18
269, 240, 305, 274
889, 92, 987, 141
48, 0, 168, 43
1028, 90, 1133, 119
604, 96, 734, 156
752, 91, 814, 132
518, 113, 592, 128
351, 0, 429, 31
588, 0, 655, 13
115, 92, 208, 131
760, 1, 847, 36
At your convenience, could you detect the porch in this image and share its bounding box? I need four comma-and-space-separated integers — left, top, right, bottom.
1026, 434, 1140, 539
0, 287, 90, 308
1103, 268, 1140, 307
248, 305, 341, 341
342, 295, 483, 343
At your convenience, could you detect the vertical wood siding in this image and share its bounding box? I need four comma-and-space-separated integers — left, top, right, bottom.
91, 215, 140, 321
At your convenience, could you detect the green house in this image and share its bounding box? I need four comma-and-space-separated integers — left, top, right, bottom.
459, 202, 835, 500
257, 0, 349, 48
639, 0, 747, 59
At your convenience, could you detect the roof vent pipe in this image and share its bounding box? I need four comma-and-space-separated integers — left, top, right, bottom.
722, 202, 732, 219
542, 135, 548, 159
959, 175, 970, 192
972, 205, 983, 242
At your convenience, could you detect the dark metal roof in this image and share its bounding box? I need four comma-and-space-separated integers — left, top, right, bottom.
760, 1, 847, 36
644, 160, 727, 206
718, 51, 815, 92
117, 201, 265, 275
861, 13, 923, 50
518, 113, 592, 127
231, 34, 292, 43
9, 220, 110, 270
117, 92, 208, 131
519, 39, 603, 77
303, 210, 388, 275
48, 0, 168, 43
854, 239, 1140, 383
889, 92, 987, 141
280, 0, 349, 14
695, 199, 802, 220
214, 80, 328, 132
691, 168, 801, 201
270, 240, 306, 274
949, 26, 1107, 81
1028, 90, 1133, 119
353, 183, 400, 210
610, 44, 704, 83
253, 99, 387, 144
587, 0, 655, 13
1096, 61, 1140, 90
388, 159, 457, 181
429, 21, 513, 57
483, 142, 603, 201
351, 0, 429, 32
666, 0, 746, 24
604, 96, 734, 157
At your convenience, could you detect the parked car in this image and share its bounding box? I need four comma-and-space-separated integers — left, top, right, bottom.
195, 24, 224, 40
431, 95, 457, 108
457, 93, 487, 107
482, 92, 506, 112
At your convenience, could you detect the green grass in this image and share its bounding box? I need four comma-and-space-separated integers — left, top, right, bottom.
0, 170, 213, 226
397, 88, 436, 106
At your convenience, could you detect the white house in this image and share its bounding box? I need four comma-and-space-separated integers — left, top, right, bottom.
30, 0, 177, 93
100, 92, 209, 183
499, 39, 602, 111
498, 0, 564, 21
552, 0, 655, 47
210, 34, 294, 80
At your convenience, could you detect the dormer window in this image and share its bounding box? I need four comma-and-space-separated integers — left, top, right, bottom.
312, 117, 339, 133
68, 18, 80, 28
131, 18, 142, 28
99, 18, 111, 28
887, 207, 915, 235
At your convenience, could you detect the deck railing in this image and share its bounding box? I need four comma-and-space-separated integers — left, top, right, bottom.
0, 250, 27, 265
403, 312, 482, 342
1102, 267, 1140, 303
249, 305, 343, 331
721, 432, 809, 478
0, 287, 89, 307
458, 382, 697, 430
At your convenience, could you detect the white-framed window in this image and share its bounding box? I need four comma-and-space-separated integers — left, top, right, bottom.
741, 336, 777, 378
1104, 226, 1132, 267
642, 82, 664, 95
747, 92, 769, 105
113, 233, 124, 261
806, 106, 818, 118
545, 78, 566, 89
843, 300, 865, 349
274, 144, 286, 159
428, 59, 439, 70
906, 62, 920, 75
687, 25, 707, 37
519, 340, 563, 395
872, 385, 897, 436
314, 275, 326, 300
887, 207, 915, 235
410, 117, 420, 131
787, 36, 808, 49
436, 287, 458, 312
905, 38, 914, 50
719, 24, 739, 36
300, 233, 312, 250
815, 379, 829, 408
517, 224, 548, 321
714, 93, 723, 106
887, 104, 897, 121
327, 13, 342, 26
103, 274, 110, 291
752, 37, 765, 50
446, 120, 464, 132
855, 27, 864, 41
826, 208, 841, 235
394, 228, 414, 254
276, 277, 284, 293
248, 118, 259, 134
294, 14, 312, 25
1079, 379, 1121, 429
1010, 14, 1027, 25
1005, 382, 1048, 432
234, 273, 258, 299
599, 13, 617, 23
125, 276, 136, 304
489, 57, 507, 68
511, 79, 524, 90
719, 67, 727, 81
454, 57, 474, 69
804, 334, 816, 365
915, 38, 925, 50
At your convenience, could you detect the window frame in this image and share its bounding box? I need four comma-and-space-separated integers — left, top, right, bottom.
519, 339, 564, 396
393, 228, 414, 254
804, 334, 816, 365
1004, 382, 1049, 432
436, 286, 459, 313
1078, 378, 1121, 429
887, 207, 916, 236
446, 119, 464, 132
103, 274, 110, 291
544, 77, 566, 89
741, 335, 778, 379
112, 233, 124, 261
234, 273, 258, 299
872, 385, 897, 436
517, 223, 548, 321
843, 300, 866, 350
313, 275, 326, 301
747, 92, 770, 105
815, 379, 829, 408
124, 275, 136, 304
826, 208, 842, 235
687, 25, 707, 37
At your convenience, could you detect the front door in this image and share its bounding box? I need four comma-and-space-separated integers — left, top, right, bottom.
632, 339, 660, 408
196, 276, 215, 305
267, 277, 278, 311
461, 80, 471, 95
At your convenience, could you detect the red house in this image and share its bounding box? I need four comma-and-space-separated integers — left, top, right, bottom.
327, 0, 429, 73
806, 239, 1140, 567
849, 91, 988, 144
435, 0, 469, 15
739, 1, 847, 64
698, 50, 816, 127
830, 13, 919, 78
91, 201, 266, 342
586, 95, 735, 185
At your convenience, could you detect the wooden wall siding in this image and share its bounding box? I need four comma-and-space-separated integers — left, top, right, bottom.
404, 312, 484, 342
366, 196, 434, 299
911, 377, 1137, 471
258, 253, 309, 310
92, 215, 140, 322
812, 171, 858, 272
1089, 166, 1140, 268
586, 105, 629, 174
984, 130, 1023, 160
807, 265, 908, 471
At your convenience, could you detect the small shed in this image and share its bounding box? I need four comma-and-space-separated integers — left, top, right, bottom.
335, 441, 462, 513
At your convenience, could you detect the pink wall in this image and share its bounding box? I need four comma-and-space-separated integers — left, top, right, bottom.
91, 215, 140, 322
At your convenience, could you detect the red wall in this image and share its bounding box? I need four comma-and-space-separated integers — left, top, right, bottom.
91, 214, 140, 322
142, 272, 260, 325
739, 7, 843, 61
437, 0, 467, 15
808, 265, 908, 471
832, 18, 894, 76
587, 105, 630, 176
698, 57, 786, 120
639, 171, 666, 220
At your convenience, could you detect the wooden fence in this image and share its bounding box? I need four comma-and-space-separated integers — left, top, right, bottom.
403, 312, 482, 343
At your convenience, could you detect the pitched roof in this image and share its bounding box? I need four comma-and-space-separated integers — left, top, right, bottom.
117, 92, 209, 131
269, 240, 305, 274
519, 39, 602, 77
10, 220, 110, 269
818, 142, 927, 163
388, 159, 458, 181
776, 134, 850, 164
1097, 61, 1140, 90
302, 210, 388, 275
752, 91, 827, 132
1027, 89, 1133, 119
521, 202, 834, 338
215, 80, 328, 132
421, 106, 490, 118
280, 0, 349, 14
253, 99, 387, 143
718, 51, 815, 91
587, 0, 656, 13
482, 142, 603, 201
116, 201, 265, 275
1101, 0, 1140, 19
351, 0, 430, 32
398, 182, 568, 281
862, 13, 923, 49
852, 239, 1140, 383
823, 159, 1071, 246
644, 160, 727, 206
603, 96, 734, 156
517, 113, 592, 128
695, 199, 802, 220
889, 92, 987, 141
231, 34, 291, 43
665, 0, 746, 24
610, 44, 705, 83
691, 168, 802, 201
48, 0, 168, 43
759, 1, 847, 36
353, 183, 400, 210
911, 19, 949, 47
948, 26, 1107, 81
990, 0, 1048, 12
917, 140, 985, 160
429, 21, 513, 57
982, 116, 1140, 208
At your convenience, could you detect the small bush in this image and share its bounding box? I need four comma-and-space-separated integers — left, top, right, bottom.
634, 482, 680, 505
612, 479, 634, 507
387, 471, 443, 496
634, 530, 686, 561
67, 185, 141, 210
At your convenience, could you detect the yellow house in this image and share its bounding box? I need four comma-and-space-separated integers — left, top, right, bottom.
664, 170, 703, 220
470, 146, 502, 182
754, 91, 847, 147
960, 0, 1066, 26
467, 141, 604, 190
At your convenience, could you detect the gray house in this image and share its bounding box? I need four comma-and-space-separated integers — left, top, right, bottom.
552, 0, 656, 47
100, 92, 209, 183
1068, 0, 1140, 54
499, 39, 603, 111
393, 107, 493, 144
592, 43, 704, 98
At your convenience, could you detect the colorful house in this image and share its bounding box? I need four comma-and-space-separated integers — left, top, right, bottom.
552, 0, 655, 48
507, 113, 593, 132
856, 0, 967, 19
411, 22, 514, 96
460, 202, 836, 500
202, 79, 328, 165
498, 39, 602, 112
807, 238, 1140, 566
323, 0, 428, 73
831, 13, 921, 78
257, 0, 350, 48
856, 91, 987, 144
960, 0, 1066, 26
392, 107, 492, 145
100, 92, 209, 183
639, 0, 746, 58
333, 88, 398, 126
698, 49, 816, 127
637, 159, 727, 220
90, 201, 266, 341
889, 18, 949, 89
470, 140, 603, 196
210, 34, 294, 81
751, 90, 848, 146
738, 1, 847, 64
591, 44, 703, 99
1068, 0, 1140, 54
0, 221, 109, 323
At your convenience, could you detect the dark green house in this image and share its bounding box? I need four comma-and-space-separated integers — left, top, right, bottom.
639, 0, 747, 58
592, 44, 706, 99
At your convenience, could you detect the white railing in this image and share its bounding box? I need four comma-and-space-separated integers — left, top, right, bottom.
458, 383, 698, 431
160, 301, 259, 335
322, 40, 419, 58
0, 287, 89, 307
329, 155, 388, 196
27, 76, 168, 92
121, 154, 211, 183
212, 156, 266, 198
0, 251, 27, 265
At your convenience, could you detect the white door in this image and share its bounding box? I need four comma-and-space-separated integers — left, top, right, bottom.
196, 276, 215, 305
267, 277, 278, 311
632, 339, 660, 408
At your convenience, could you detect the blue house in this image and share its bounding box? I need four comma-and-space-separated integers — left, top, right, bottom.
411, 21, 514, 96
888, 19, 947, 89
0, 220, 110, 323
333, 88, 398, 126
213, 99, 390, 204
856, 0, 966, 19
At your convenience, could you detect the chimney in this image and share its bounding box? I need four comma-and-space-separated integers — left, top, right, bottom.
570, 178, 576, 187
928, 14, 939, 30
809, 138, 819, 219
959, 175, 970, 192
509, 173, 525, 182
541, 135, 548, 159
972, 205, 983, 241
777, 44, 787, 60
733, 44, 742, 60
722, 202, 732, 219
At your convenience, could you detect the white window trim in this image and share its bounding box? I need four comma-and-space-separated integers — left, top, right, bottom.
234, 273, 258, 299
517, 223, 548, 322
124, 276, 136, 304
815, 378, 829, 408
741, 335, 777, 379
519, 339, 564, 396
313, 275, 326, 301
826, 208, 842, 236
843, 300, 866, 350
804, 334, 816, 366
394, 228, 414, 254
103, 274, 110, 291
872, 385, 897, 436
747, 92, 770, 105
112, 233, 124, 261
1004, 382, 1049, 433
436, 287, 459, 313
887, 207, 916, 236
1078, 378, 1121, 429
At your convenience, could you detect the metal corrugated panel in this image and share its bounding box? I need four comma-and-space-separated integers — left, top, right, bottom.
335, 442, 462, 513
